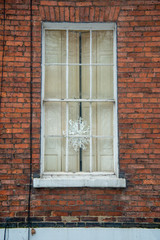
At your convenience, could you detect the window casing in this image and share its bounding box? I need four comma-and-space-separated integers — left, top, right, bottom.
34, 23, 126, 188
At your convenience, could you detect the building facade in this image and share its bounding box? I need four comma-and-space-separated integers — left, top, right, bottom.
0, 0, 160, 239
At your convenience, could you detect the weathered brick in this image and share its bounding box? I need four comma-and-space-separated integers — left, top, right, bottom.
0, 0, 160, 228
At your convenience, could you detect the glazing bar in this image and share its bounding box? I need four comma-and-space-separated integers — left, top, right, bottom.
79, 32, 82, 171
44, 99, 115, 102
89, 30, 92, 172
45, 63, 114, 66
65, 30, 69, 172
45, 135, 113, 138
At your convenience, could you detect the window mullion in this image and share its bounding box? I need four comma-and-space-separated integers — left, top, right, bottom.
65, 29, 69, 172
90, 30, 92, 172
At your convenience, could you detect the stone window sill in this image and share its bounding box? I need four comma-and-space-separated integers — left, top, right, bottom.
33, 174, 126, 188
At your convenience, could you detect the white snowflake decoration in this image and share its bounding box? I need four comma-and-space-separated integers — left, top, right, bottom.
64, 117, 90, 152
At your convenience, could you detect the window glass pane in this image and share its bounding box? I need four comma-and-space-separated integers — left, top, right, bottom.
45, 30, 66, 64
68, 31, 90, 64
44, 137, 64, 172
68, 66, 79, 99
81, 31, 90, 64
68, 31, 79, 64
43, 27, 116, 174
93, 137, 114, 172
61, 139, 79, 172
81, 66, 90, 99
92, 102, 113, 136
45, 66, 66, 99
45, 102, 65, 136
44, 102, 65, 172
81, 141, 90, 172
68, 66, 90, 99
92, 30, 113, 64
68, 102, 90, 172
68, 142, 80, 172
92, 66, 113, 99
68, 102, 90, 127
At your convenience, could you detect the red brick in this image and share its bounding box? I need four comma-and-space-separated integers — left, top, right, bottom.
104, 7, 110, 21
44, 6, 50, 21
113, 6, 120, 21
94, 7, 100, 21
76, 2, 92, 7
70, 7, 75, 22
40, 1, 57, 6
75, 7, 80, 22
58, 2, 75, 7
55, 7, 60, 21
89, 7, 95, 22
99, 7, 105, 22
65, 7, 69, 21
108, 7, 115, 21
146, 10, 160, 16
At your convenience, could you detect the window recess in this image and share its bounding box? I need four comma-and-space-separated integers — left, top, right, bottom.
34, 23, 126, 188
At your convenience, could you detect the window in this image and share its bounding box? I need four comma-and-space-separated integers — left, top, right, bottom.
34, 23, 126, 188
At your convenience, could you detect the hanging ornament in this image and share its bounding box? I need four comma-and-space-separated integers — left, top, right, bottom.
64, 117, 90, 152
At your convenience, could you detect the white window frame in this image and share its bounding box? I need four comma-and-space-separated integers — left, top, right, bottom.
33, 22, 126, 188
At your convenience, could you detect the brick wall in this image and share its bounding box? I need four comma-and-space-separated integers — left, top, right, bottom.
0, 0, 160, 227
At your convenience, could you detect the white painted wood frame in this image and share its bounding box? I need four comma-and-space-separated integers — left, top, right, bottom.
34, 22, 126, 188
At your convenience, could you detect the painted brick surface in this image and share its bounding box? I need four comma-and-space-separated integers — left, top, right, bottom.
0, 0, 160, 227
